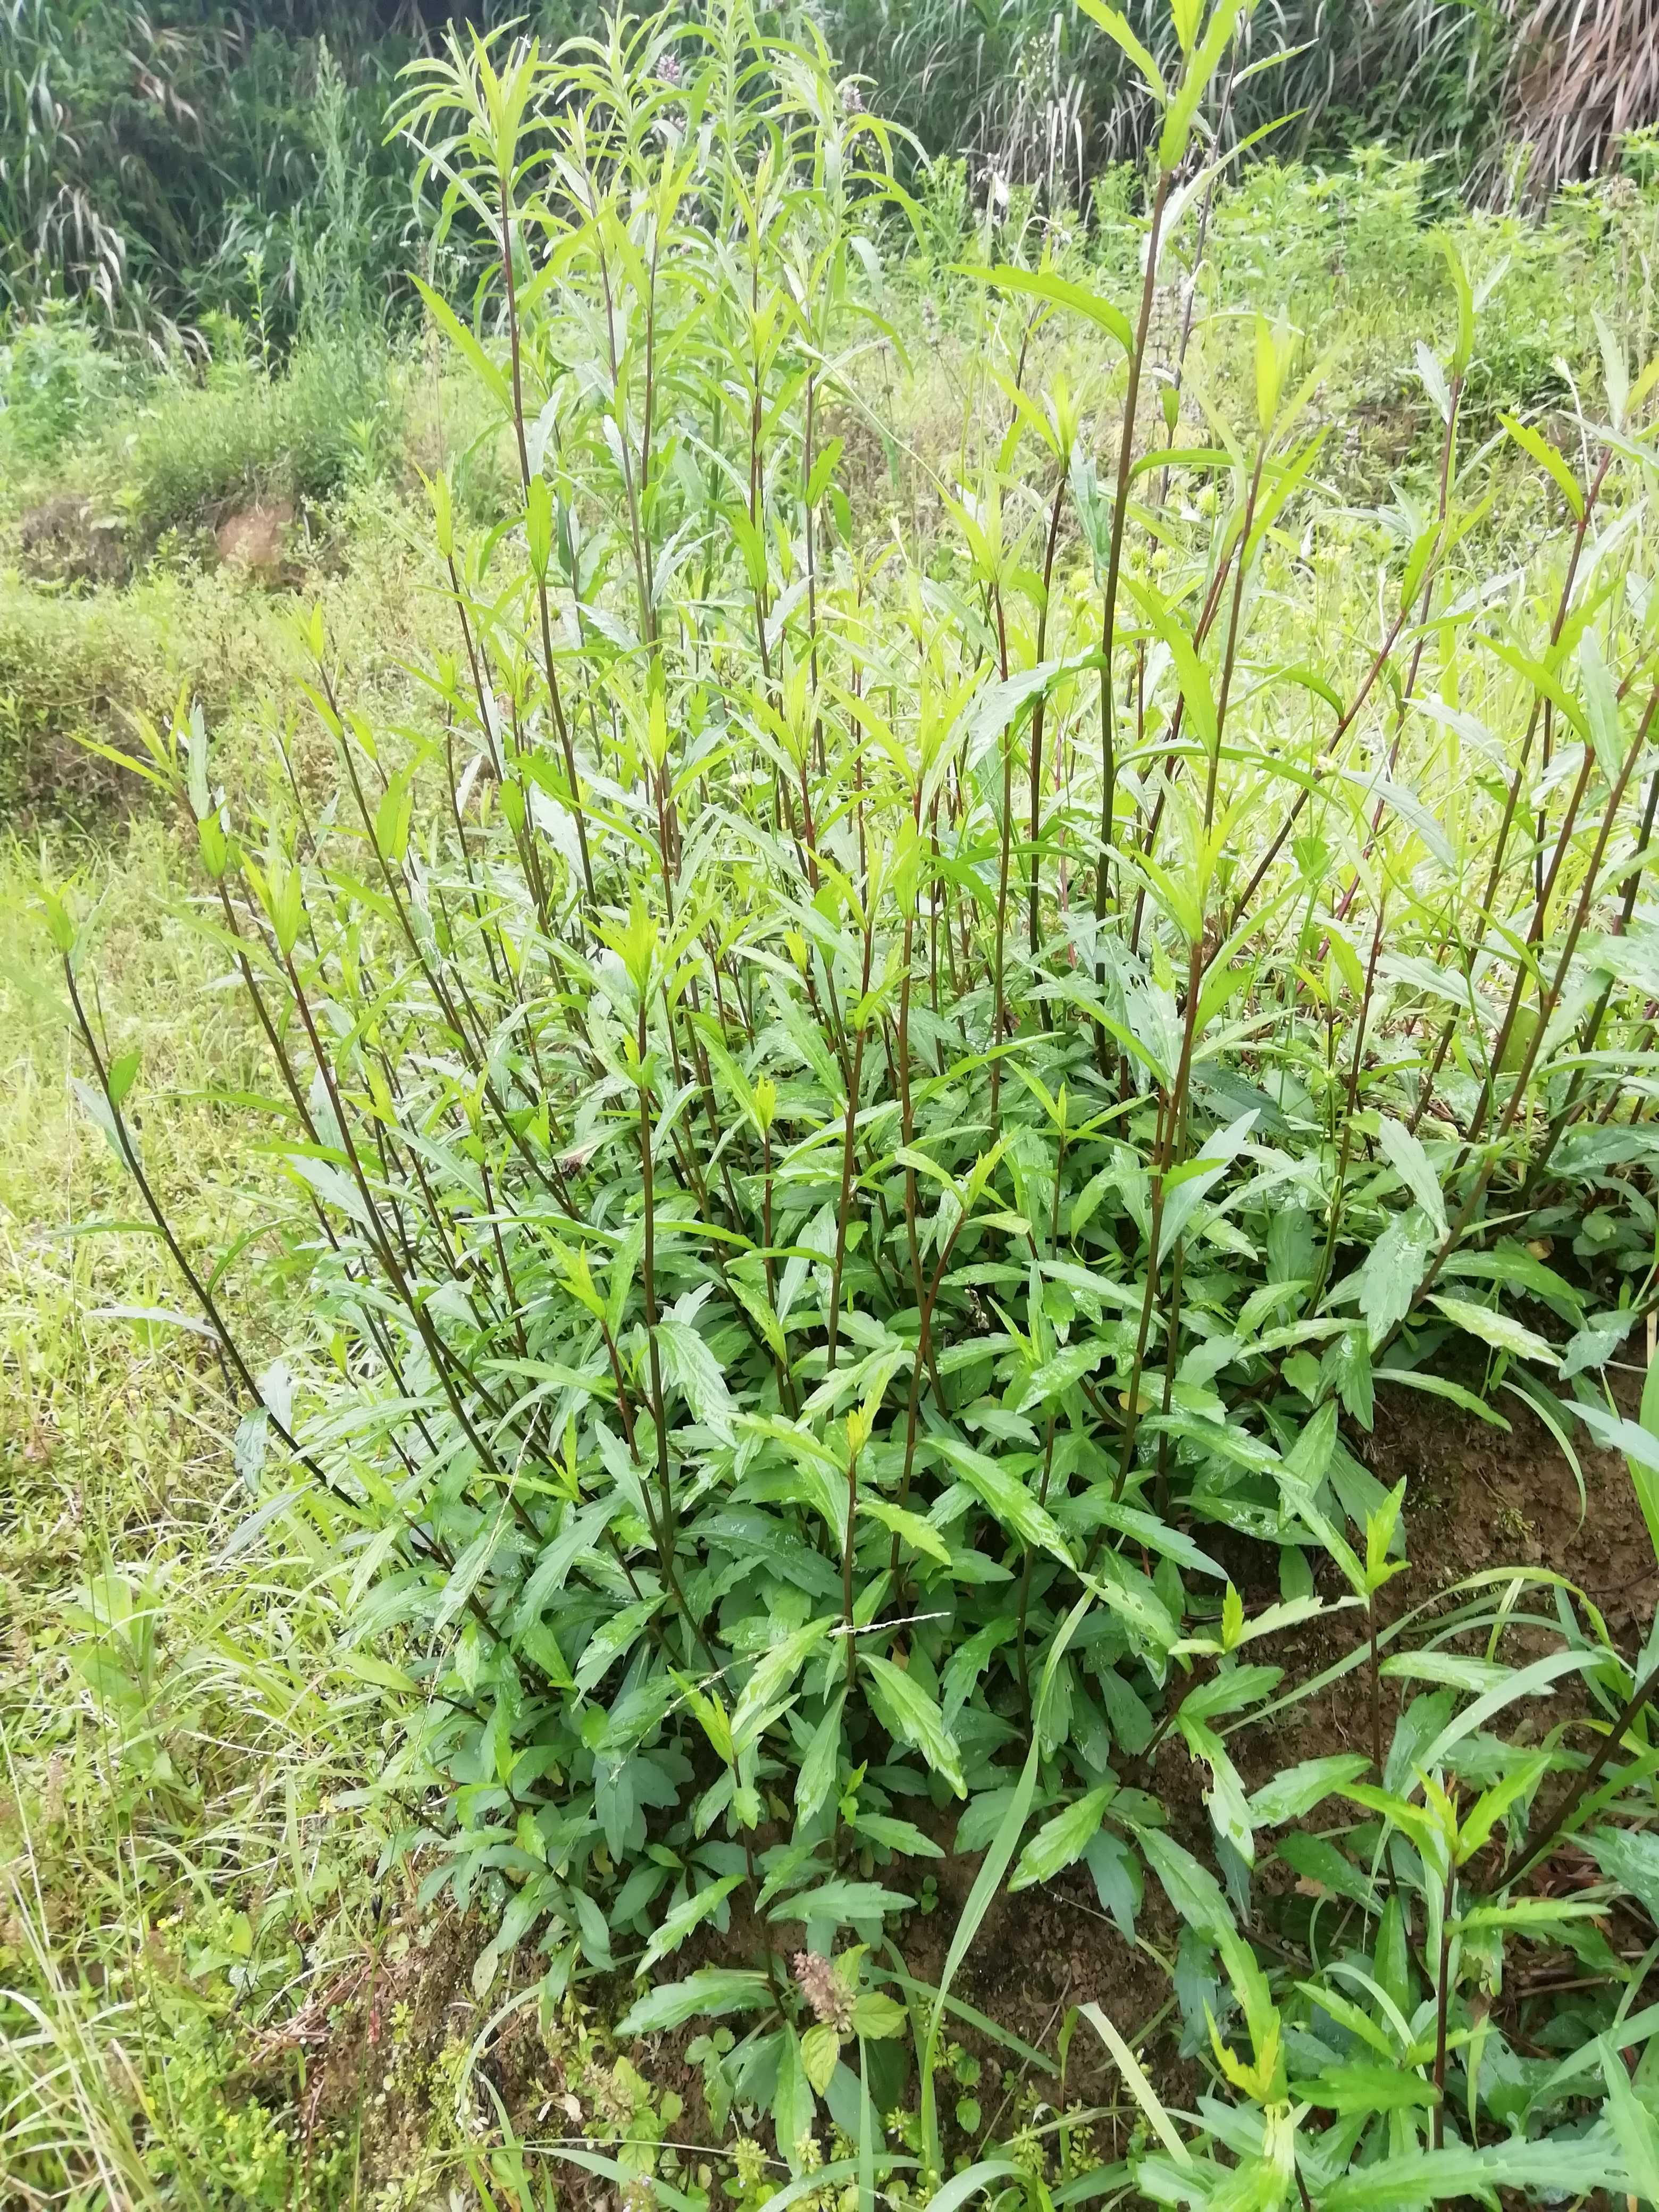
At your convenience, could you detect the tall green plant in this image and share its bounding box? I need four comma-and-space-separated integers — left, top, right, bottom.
49, 2, 1659, 2199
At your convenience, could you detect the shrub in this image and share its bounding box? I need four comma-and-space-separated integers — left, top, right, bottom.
0, 304, 131, 464
0, 583, 178, 820
54, 3, 1659, 2202
106, 333, 391, 545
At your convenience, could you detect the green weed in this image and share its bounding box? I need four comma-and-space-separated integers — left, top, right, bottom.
15, 5, 1659, 2208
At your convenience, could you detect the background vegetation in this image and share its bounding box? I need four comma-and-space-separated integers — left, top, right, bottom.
3, 0, 1647, 348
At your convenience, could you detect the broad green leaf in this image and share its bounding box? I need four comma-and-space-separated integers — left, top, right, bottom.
1586, 1826, 1659, 1922
796, 1691, 847, 1828
801, 2022, 842, 2094
1140, 1828, 1233, 1940
616, 1969, 773, 2034
574, 1595, 661, 1691
1017, 1338, 1110, 1411
732, 1619, 833, 1753
643, 1872, 745, 1970
849, 1992, 907, 2039
1247, 1753, 1371, 1825
1604, 2035, 1659, 2202
860, 1653, 966, 1796
770, 1878, 916, 1926
962, 265, 1133, 355
658, 1313, 736, 1440
1375, 1117, 1447, 1234
1428, 1295, 1557, 1369
932, 1437, 1071, 1564
857, 1497, 951, 1565
1321, 2139, 1625, 2209
1009, 1786, 1116, 1891
1288, 2061, 1436, 2115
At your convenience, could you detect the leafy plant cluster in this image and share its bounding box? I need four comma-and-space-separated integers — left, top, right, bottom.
45, 2, 1659, 2205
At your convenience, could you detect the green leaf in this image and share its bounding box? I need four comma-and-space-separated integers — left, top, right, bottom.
1583, 1359, 1659, 1566
962, 264, 1133, 355
1416, 1646, 1599, 1775
1246, 1753, 1371, 1825
1581, 626, 1627, 781
658, 1313, 736, 1440
106, 1049, 141, 1110
1320, 2140, 1624, 2210
932, 1437, 1071, 1564
433, 1522, 508, 1637
616, 1969, 773, 2035
1288, 2061, 1436, 2115
919, 1593, 1095, 2174
643, 1873, 745, 1971
770, 1879, 915, 1927
1499, 410, 1585, 520
573, 1594, 661, 1692
1604, 2035, 1659, 2201
857, 1497, 951, 1565
1009, 1786, 1116, 1891
1427, 1295, 1558, 1369
732, 1619, 833, 1755
1375, 1117, 1446, 1235
1159, 0, 1245, 171
774, 2027, 816, 2173
1017, 1338, 1109, 1411
1277, 1832, 1379, 1911
1355, 1212, 1434, 1343
849, 1992, 907, 2039
1140, 1828, 1232, 1940
860, 1654, 966, 1797
1585, 1826, 1659, 1922
796, 1690, 847, 1825
1073, 0, 1167, 100
1086, 1499, 1225, 1579
1083, 1830, 1142, 1940
1373, 1366, 1512, 1427
414, 273, 513, 413
801, 2022, 842, 2095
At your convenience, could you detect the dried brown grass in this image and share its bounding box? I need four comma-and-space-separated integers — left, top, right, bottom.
1507, 0, 1659, 195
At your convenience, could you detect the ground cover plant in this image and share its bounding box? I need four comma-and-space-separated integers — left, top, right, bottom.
17, 1, 1659, 2205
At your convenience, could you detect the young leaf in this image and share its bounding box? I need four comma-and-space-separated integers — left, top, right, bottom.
643, 1873, 745, 1971
860, 1654, 966, 1797
1008, 1786, 1116, 1892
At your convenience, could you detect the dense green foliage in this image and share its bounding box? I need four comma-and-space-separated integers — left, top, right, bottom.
0, 0, 418, 337
0, 0, 1550, 343
27, 4, 1659, 2206
13, 4, 1659, 2208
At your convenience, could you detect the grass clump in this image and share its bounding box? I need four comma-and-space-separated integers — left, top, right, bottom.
105, 333, 393, 549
